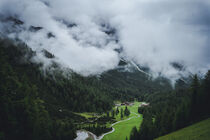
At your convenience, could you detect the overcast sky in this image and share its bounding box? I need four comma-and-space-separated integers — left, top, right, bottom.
0, 0, 210, 78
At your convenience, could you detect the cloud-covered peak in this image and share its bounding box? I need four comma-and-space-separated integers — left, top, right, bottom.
0, 0, 209, 78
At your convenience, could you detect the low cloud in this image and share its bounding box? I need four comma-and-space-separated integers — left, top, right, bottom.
0, 0, 209, 78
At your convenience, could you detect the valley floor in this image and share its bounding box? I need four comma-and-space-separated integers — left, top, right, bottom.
102, 102, 143, 140
75, 102, 143, 140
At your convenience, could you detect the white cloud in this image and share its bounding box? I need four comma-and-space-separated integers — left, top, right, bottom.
0, 0, 209, 77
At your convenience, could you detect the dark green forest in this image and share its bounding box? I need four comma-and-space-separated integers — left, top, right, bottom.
1, 38, 209, 140
0, 38, 172, 140
130, 72, 210, 140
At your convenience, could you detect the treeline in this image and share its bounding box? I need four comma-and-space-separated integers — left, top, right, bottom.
100, 69, 173, 101
78, 106, 131, 136
129, 71, 210, 140
0, 38, 150, 140
110, 106, 130, 119
0, 39, 85, 140
81, 124, 112, 137
0, 38, 174, 140
0, 39, 114, 140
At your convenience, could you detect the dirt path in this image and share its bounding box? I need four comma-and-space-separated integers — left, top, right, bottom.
75, 112, 140, 140
98, 111, 140, 140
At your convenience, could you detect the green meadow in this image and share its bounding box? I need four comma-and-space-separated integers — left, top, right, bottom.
102, 102, 143, 140
156, 118, 210, 140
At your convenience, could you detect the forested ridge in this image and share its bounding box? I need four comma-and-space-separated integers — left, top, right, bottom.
1, 38, 209, 140
0, 38, 172, 140
0, 38, 125, 140
130, 71, 210, 140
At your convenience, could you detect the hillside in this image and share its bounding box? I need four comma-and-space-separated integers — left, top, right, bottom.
0, 38, 173, 140
1, 1, 210, 140
156, 118, 210, 140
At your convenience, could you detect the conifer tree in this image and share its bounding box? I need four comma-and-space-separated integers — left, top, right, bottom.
116, 107, 119, 115
121, 108, 124, 119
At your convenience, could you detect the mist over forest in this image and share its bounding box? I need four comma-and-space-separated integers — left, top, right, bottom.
0, 0, 210, 79
0, 0, 210, 140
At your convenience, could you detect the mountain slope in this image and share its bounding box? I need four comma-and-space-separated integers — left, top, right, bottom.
156, 118, 210, 140
0, 38, 173, 140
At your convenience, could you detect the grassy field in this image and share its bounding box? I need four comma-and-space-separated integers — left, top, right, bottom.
75, 112, 100, 119
102, 102, 143, 140
156, 118, 210, 140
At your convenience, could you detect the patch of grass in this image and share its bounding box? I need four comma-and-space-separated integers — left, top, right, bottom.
86, 137, 94, 140
75, 112, 100, 119
103, 102, 143, 140
156, 118, 210, 140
